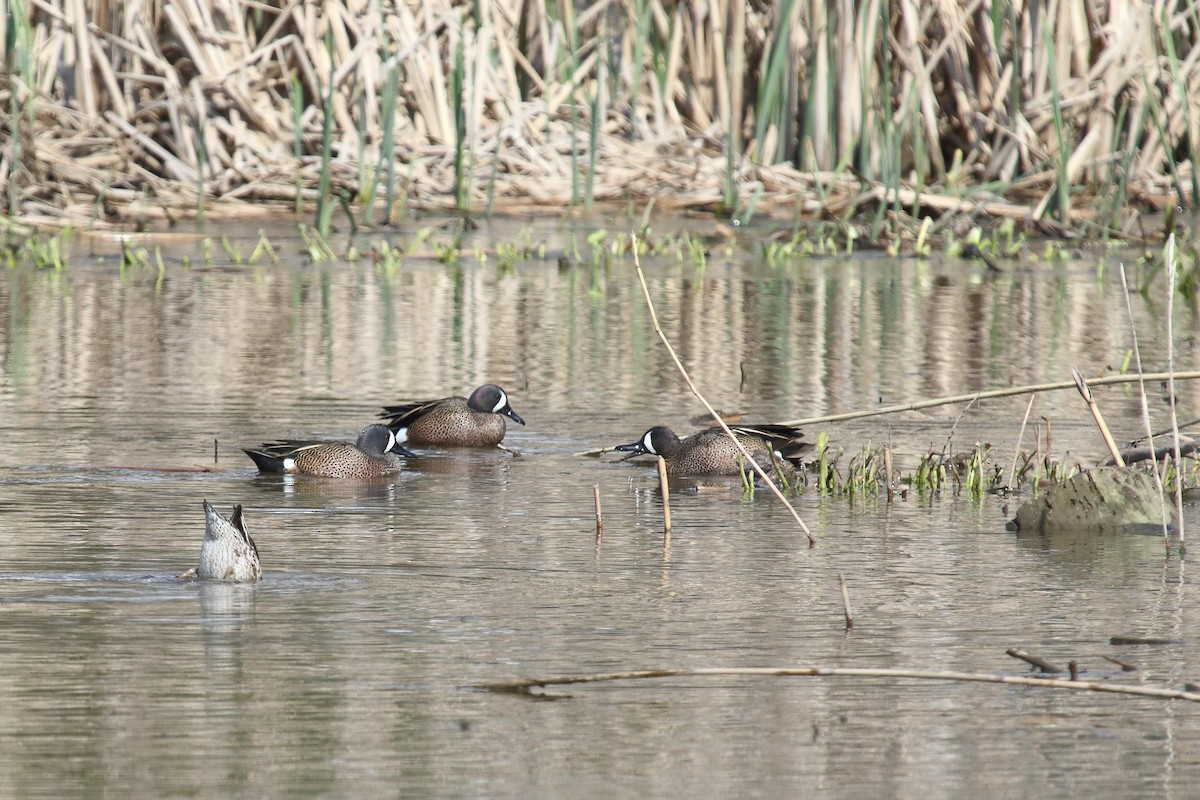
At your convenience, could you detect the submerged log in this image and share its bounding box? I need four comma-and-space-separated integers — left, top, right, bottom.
1008, 467, 1172, 535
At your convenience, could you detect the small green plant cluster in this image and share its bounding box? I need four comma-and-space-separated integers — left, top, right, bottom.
2, 225, 73, 270
761, 223, 862, 264
796, 433, 1091, 501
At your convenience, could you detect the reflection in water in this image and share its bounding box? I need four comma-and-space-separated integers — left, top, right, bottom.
0, 224, 1198, 796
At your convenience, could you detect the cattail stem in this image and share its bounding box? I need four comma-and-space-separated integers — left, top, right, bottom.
657, 457, 672, 537
839, 574, 853, 629
593, 484, 603, 544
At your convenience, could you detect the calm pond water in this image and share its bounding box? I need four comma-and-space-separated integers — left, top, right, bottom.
1, 216, 1198, 798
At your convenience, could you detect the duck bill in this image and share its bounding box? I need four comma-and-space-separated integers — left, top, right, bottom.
503, 408, 526, 426
614, 440, 649, 456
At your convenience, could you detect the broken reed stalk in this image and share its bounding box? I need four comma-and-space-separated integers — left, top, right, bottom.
1165, 235, 1186, 544
1118, 262, 1170, 541
1071, 368, 1124, 466
883, 447, 893, 503
779, 372, 1200, 429
1005, 648, 1064, 674
476, 666, 1200, 704
1006, 395, 1035, 491
593, 484, 603, 543
634, 247, 815, 546
656, 456, 672, 536
839, 574, 853, 630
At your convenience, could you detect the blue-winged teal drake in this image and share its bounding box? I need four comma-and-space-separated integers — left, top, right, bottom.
243, 423, 413, 478
178, 500, 261, 582
614, 424, 811, 477
379, 384, 525, 448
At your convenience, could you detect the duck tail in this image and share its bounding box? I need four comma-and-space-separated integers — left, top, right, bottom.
243, 448, 286, 473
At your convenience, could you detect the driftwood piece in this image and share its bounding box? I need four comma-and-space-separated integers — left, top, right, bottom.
1006, 648, 1064, 674
1008, 467, 1171, 534
1107, 440, 1200, 467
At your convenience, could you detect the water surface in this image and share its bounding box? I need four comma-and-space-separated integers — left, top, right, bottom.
0, 219, 1196, 798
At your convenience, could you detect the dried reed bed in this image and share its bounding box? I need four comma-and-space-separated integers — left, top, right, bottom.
1, 0, 1197, 232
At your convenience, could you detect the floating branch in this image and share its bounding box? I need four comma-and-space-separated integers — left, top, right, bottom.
780, 372, 1200, 429
475, 666, 1200, 703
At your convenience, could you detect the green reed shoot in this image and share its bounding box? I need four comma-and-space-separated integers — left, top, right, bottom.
298, 223, 336, 261
289, 71, 305, 214
154, 247, 166, 291
1162, 7, 1200, 207
316, 31, 336, 237
195, 113, 207, 222
378, 55, 401, 225
451, 25, 470, 211
220, 235, 242, 264
248, 230, 279, 264
1043, 25, 1069, 224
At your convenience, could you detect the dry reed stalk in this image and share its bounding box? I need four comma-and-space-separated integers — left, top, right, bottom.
1165, 236, 1186, 544
1071, 368, 1125, 466
1005, 394, 1036, 492
780, 372, 1200, 429
635, 254, 816, 546
839, 574, 853, 630
1118, 262, 1171, 541
477, 665, 1200, 703
593, 483, 603, 543
656, 456, 672, 537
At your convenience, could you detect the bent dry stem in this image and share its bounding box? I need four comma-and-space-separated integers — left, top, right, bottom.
633, 246, 815, 545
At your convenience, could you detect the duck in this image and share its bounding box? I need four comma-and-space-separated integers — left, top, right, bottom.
243, 423, 413, 478
379, 384, 525, 447
178, 500, 261, 582
614, 423, 810, 477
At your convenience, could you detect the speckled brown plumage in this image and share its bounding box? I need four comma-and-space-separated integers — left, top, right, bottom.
243, 424, 408, 478
615, 424, 811, 477
379, 384, 525, 447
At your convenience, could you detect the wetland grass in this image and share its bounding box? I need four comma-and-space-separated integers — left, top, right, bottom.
4, 1, 1200, 239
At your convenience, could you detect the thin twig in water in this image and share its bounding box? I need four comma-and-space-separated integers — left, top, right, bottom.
839, 574, 853, 629
1005, 648, 1064, 674
1165, 235, 1186, 544
475, 666, 1200, 703
939, 395, 978, 461
633, 248, 815, 545
1119, 262, 1170, 540
593, 484, 603, 544
1006, 395, 1036, 492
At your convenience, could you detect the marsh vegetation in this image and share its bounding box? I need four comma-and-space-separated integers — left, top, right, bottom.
2, 0, 1199, 245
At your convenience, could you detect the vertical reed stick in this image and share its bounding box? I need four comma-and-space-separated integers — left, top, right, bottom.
1071, 368, 1124, 466
634, 248, 815, 545
1006, 395, 1036, 491
1118, 263, 1170, 541
657, 457, 672, 536
839, 573, 853, 629
1165, 235, 1186, 544
883, 446, 893, 503
214, 438, 219, 464
593, 484, 603, 544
